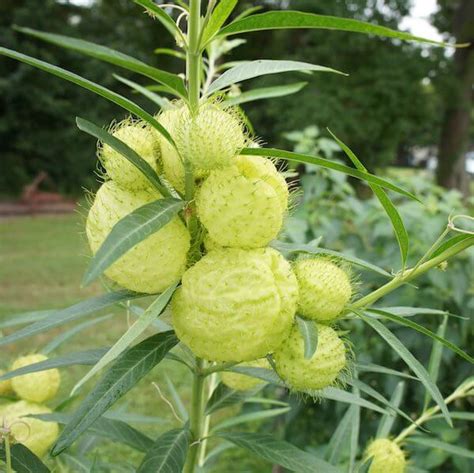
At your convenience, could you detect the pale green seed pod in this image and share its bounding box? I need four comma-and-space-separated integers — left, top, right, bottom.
0, 370, 13, 396
172, 248, 298, 362
99, 120, 161, 190
274, 323, 346, 391
196, 155, 288, 249
11, 354, 60, 403
294, 257, 352, 322
157, 102, 246, 192
366, 438, 407, 473
86, 181, 190, 294
221, 358, 270, 391
1, 401, 59, 457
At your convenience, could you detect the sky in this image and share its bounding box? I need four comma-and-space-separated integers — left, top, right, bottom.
67, 0, 443, 41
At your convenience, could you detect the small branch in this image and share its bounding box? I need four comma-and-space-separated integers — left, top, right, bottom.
200, 361, 239, 377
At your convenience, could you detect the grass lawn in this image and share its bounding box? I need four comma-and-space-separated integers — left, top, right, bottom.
0, 213, 268, 472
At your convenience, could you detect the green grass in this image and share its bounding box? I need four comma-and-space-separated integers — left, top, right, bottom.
0, 213, 267, 471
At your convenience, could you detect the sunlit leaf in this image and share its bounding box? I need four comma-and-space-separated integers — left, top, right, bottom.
202, 0, 239, 46
296, 316, 318, 359
208, 59, 345, 94
224, 82, 307, 106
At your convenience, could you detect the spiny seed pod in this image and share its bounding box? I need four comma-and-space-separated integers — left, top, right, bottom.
274, 323, 346, 391
294, 257, 352, 322
157, 102, 247, 192
172, 248, 298, 362
221, 358, 270, 391
365, 438, 407, 473
86, 181, 190, 294
0, 370, 13, 396
11, 354, 60, 403
1, 401, 59, 457
196, 155, 289, 249
99, 119, 161, 190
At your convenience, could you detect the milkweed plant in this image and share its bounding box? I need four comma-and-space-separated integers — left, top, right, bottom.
0, 1, 473, 472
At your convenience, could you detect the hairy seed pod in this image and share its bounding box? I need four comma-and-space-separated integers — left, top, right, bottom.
221, 358, 270, 391
274, 323, 346, 391
11, 354, 60, 403
99, 119, 161, 190
294, 257, 352, 322
0, 370, 13, 396
1, 401, 59, 457
157, 102, 247, 192
366, 438, 407, 473
196, 155, 288, 248
172, 248, 298, 362
86, 181, 190, 294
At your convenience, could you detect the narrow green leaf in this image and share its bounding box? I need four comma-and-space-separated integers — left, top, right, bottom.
316, 387, 390, 415
359, 313, 452, 426
0, 291, 140, 347
41, 314, 114, 355
104, 411, 169, 424
0, 349, 107, 382
137, 428, 190, 473
51, 331, 178, 455
227, 366, 285, 386
431, 234, 474, 258
376, 381, 405, 438
165, 374, 189, 421
216, 432, 342, 473
366, 309, 473, 363
355, 362, 417, 380
241, 148, 419, 201
424, 315, 448, 408
329, 129, 409, 268
272, 240, 391, 277
223, 82, 307, 106
32, 413, 154, 453
0, 310, 51, 330
407, 436, 474, 459
72, 285, 177, 394
0, 47, 175, 146
349, 385, 360, 472
82, 198, 184, 286
326, 405, 354, 463
154, 48, 186, 60
296, 316, 318, 359
134, 0, 186, 45
431, 411, 474, 422
244, 397, 289, 407
14, 26, 187, 98
233, 6, 263, 22
202, 0, 239, 46
0, 444, 50, 473
218, 10, 463, 48
76, 117, 171, 196
371, 307, 451, 317
212, 407, 290, 432
205, 383, 260, 415
208, 60, 345, 94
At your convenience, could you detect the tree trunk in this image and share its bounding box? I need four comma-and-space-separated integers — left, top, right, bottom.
436, 0, 474, 197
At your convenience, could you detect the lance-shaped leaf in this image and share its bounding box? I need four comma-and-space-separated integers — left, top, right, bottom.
329, 129, 409, 268
326, 405, 356, 463
82, 198, 184, 286
211, 407, 290, 432
296, 316, 318, 359
241, 148, 418, 201
216, 432, 342, 473
205, 383, 260, 415
370, 306, 451, 318
406, 436, 474, 459
0, 310, 51, 330
224, 81, 307, 106
208, 59, 345, 94
218, 10, 464, 48
134, 0, 186, 45
376, 381, 405, 438
114, 74, 171, 109
227, 366, 285, 386
51, 331, 178, 455
0, 443, 50, 473
72, 284, 177, 394
272, 240, 391, 277
14, 27, 187, 99
137, 428, 190, 473
32, 413, 154, 453
359, 313, 451, 426
0, 291, 140, 347
355, 362, 417, 380
0, 48, 175, 146
366, 309, 473, 363
201, 0, 239, 46
0, 349, 107, 382
76, 117, 170, 196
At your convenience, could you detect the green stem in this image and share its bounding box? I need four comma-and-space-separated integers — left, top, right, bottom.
184, 358, 206, 473
198, 372, 218, 467
5, 435, 12, 473
187, 0, 202, 113
350, 236, 474, 311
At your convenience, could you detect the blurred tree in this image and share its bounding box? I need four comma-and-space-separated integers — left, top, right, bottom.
0, 0, 176, 195
434, 0, 473, 196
